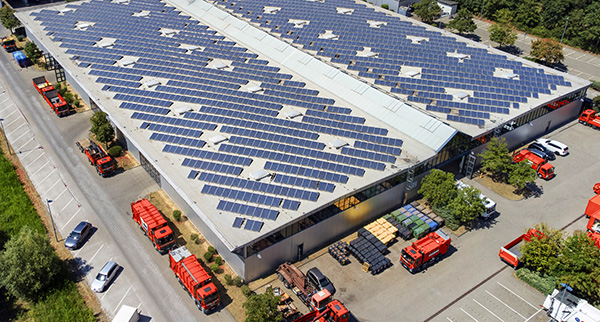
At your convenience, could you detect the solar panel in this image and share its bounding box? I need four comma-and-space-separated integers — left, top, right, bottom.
232, 217, 244, 228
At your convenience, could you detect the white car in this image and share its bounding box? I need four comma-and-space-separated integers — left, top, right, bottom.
535, 138, 569, 156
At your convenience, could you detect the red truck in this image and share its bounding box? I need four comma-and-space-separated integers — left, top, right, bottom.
32, 76, 69, 116
292, 290, 349, 322
499, 228, 544, 268
131, 199, 175, 253
513, 149, 555, 180
169, 246, 220, 313
277, 262, 316, 307
579, 109, 600, 129
400, 230, 451, 273
2, 37, 17, 52
585, 194, 600, 247
75, 138, 116, 177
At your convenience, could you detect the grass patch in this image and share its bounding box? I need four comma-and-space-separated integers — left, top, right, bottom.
29, 280, 95, 322
515, 267, 556, 295
0, 152, 45, 246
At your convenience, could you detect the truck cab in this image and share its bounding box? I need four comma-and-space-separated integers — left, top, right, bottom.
305, 290, 349, 322
96, 156, 115, 176
2, 37, 16, 52
401, 230, 451, 273
579, 109, 600, 128
195, 283, 220, 312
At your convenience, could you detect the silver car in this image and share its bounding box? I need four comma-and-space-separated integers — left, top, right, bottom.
64, 221, 92, 250
91, 261, 119, 292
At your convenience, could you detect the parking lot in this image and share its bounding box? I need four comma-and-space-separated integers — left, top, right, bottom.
253, 119, 599, 322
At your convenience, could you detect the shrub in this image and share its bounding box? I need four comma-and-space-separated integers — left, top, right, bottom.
241, 285, 252, 297
432, 204, 460, 231
515, 267, 556, 295
190, 234, 198, 243
108, 146, 122, 158
72, 100, 79, 108
203, 251, 214, 262
55, 83, 62, 90
210, 263, 220, 273
17, 35, 23, 41
233, 275, 243, 287
214, 256, 222, 266
208, 246, 216, 253
381, 4, 388, 9
173, 210, 182, 222
63, 92, 74, 104
224, 274, 232, 285
592, 81, 600, 91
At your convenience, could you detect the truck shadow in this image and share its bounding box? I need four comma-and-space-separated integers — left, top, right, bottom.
421, 244, 458, 274
137, 314, 152, 322
158, 211, 187, 249
196, 259, 233, 313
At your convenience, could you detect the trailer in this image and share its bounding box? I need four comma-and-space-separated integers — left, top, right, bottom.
542, 288, 600, 322
276, 262, 316, 307
12, 50, 27, 68
112, 305, 139, 322
499, 228, 543, 268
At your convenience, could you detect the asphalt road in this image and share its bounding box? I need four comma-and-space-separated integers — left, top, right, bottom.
0, 35, 235, 322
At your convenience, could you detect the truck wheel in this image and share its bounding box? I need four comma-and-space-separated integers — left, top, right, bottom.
537, 173, 542, 178
277, 273, 283, 282
283, 279, 290, 289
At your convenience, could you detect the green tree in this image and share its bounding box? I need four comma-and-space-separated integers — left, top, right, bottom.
95, 123, 115, 147
489, 22, 518, 47
479, 137, 512, 181
551, 232, 600, 303
243, 287, 283, 322
0, 227, 64, 301
0, 6, 21, 33
580, 2, 600, 53
514, 0, 542, 29
447, 8, 477, 35
520, 223, 563, 274
90, 111, 110, 134
448, 185, 486, 225
593, 96, 600, 111
530, 39, 564, 65
24, 42, 42, 63
413, 0, 442, 24
493, 8, 513, 25
418, 169, 457, 208
508, 161, 537, 191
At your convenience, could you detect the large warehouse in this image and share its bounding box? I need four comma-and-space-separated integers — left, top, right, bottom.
17, 0, 589, 280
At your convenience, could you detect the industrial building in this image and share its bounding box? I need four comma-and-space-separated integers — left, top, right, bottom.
17, 0, 589, 280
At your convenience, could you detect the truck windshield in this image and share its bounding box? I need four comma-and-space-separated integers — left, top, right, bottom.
4, 40, 15, 46
57, 104, 68, 112
202, 292, 219, 306
592, 220, 600, 234
157, 234, 174, 246
401, 250, 415, 265
99, 161, 113, 170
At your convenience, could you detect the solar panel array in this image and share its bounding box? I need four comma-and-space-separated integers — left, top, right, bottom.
214, 0, 572, 127
30, 0, 404, 233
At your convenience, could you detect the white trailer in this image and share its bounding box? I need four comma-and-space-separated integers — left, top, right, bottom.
112, 305, 139, 322
542, 288, 600, 322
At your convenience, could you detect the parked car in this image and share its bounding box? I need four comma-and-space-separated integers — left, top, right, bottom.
528, 143, 556, 160
64, 221, 92, 250
91, 261, 119, 292
527, 147, 553, 161
306, 267, 336, 296
536, 138, 569, 156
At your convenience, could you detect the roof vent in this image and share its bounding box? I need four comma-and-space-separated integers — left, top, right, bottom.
213, 62, 228, 69
284, 110, 302, 119
97, 41, 114, 48
329, 139, 348, 149
250, 169, 270, 181
145, 80, 160, 87
121, 59, 135, 66
454, 92, 469, 100
337, 8, 354, 14
247, 85, 262, 93
174, 106, 192, 115
209, 134, 228, 145
263, 6, 281, 14
502, 72, 518, 79
59, 8, 75, 14
405, 71, 420, 77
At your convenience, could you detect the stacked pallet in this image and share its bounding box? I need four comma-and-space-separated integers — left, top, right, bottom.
348, 233, 392, 275
364, 218, 397, 245
328, 241, 350, 265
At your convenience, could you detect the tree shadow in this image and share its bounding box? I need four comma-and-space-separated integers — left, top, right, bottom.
522, 182, 543, 199
463, 33, 482, 42
498, 45, 521, 56
65, 257, 94, 282
159, 210, 187, 249
470, 213, 500, 231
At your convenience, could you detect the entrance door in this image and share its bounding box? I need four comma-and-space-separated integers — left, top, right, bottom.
297, 243, 304, 262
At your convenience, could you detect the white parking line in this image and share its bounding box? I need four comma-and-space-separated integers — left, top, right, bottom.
88, 244, 104, 263
20, 148, 37, 158
113, 286, 133, 315
43, 179, 62, 195
460, 308, 480, 322
12, 129, 31, 143
27, 152, 45, 166
473, 299, 505, 322
485, 290, 526, 319
496, 282, 538, 309
60, 209, 81, 231
446, 318, 455, 322
17, 138, 36, 152
524, 308, 544, 322
7, 121, 26, 135
31, 161, 50, 176
60, 198, 75, 212
37, 167, 57, 184
54, 187, 69, 200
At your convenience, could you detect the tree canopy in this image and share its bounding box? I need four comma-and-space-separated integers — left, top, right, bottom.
530, 39, 564, 65
24, 42, 43, 63
508, 161, 537, 191
0, 7, 20, 33
413, 0, 442, 24
90, 111, 115, 146
520, 223, 563, 273
448, 185, 486, 224
448, 8, 477, 35
479, 137, 512, 180
0, 227, 64, 301
243, 288, 283, 322
418, 169, 457, 208
489, 22, 518, 47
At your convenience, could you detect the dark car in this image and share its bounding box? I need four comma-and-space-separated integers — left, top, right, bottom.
527, 147, 553, 161
528, 143, 556, 161
306, 267, 336, 296
64, 221, 92, 250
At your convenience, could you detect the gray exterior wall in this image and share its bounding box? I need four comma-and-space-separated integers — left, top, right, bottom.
65, 71, 91, 108
24, 26, 48, 53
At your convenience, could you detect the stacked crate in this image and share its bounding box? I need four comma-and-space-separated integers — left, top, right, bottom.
328, 241, 350, 265
386, 203, 444, 240
348, 231, 392, 275
365, 218, 397, 245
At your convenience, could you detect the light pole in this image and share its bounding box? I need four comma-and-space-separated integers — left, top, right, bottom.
560, 17, 569, 44
479, 0, 487, 18
46, 199, 58, 242
0, 118, 10, 155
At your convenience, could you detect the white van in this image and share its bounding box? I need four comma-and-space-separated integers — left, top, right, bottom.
455, 180, 497, 220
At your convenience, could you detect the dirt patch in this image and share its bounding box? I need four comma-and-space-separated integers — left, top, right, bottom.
473, 173, 524, 201
116, 151, 139, 170
63, 82, 91, 113
147, 190, 247, 322
0, 124, 108, 321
